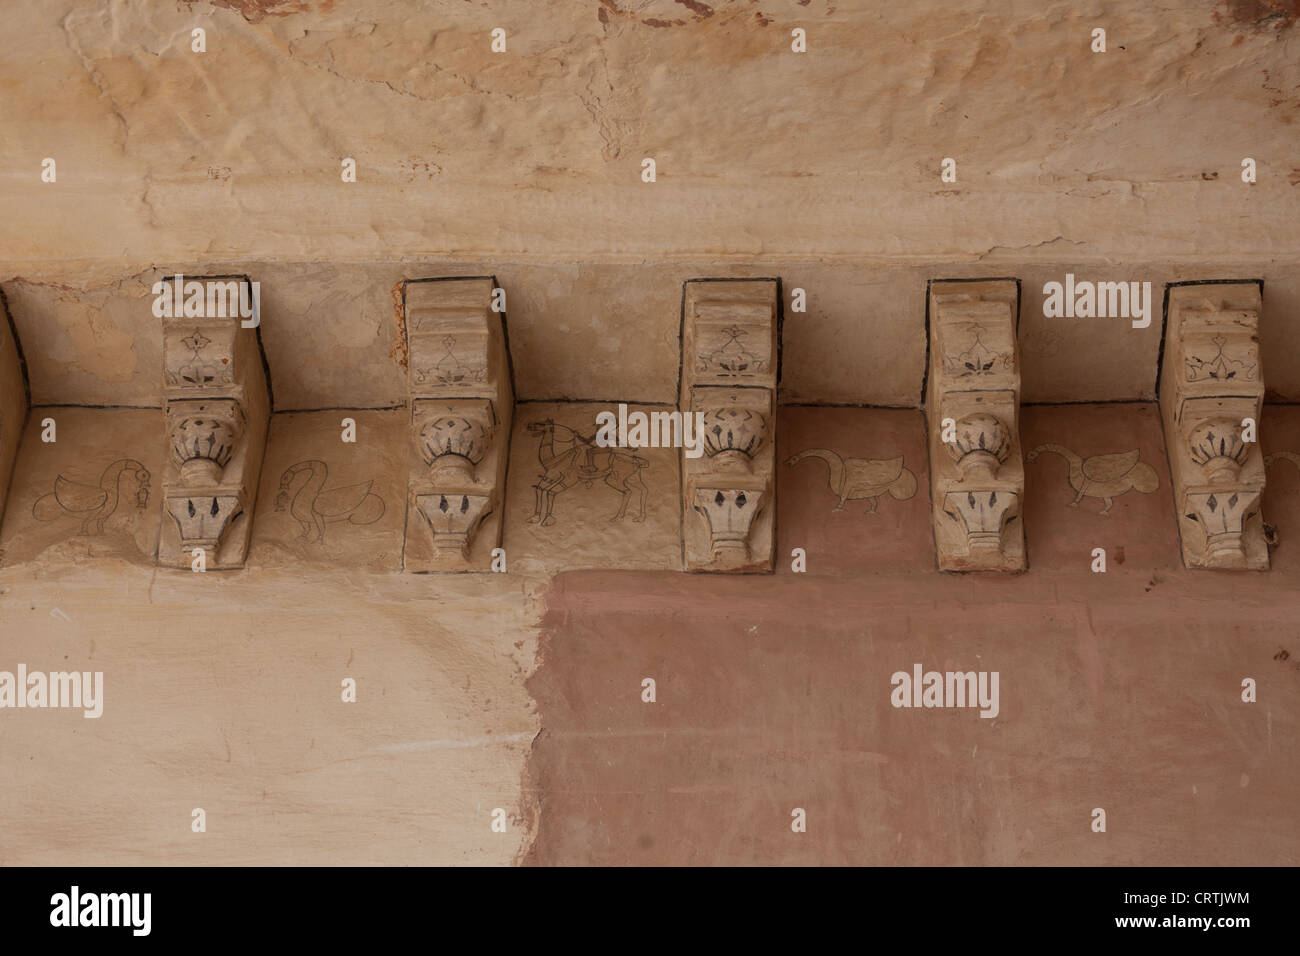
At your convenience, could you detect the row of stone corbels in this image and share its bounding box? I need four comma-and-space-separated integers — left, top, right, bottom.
0, 277, 510, 572
927, 279, 1267, 572
0, 275, 781, 573
0, 276, 1269, 573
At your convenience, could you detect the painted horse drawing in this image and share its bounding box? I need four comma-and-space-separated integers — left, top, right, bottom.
525, 419, 648, 526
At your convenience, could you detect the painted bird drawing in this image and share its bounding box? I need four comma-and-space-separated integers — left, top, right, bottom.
274, 459, 385, 543
785, 448, 917, 514
1026, 444, 1158, 515
32, 458, 151, 534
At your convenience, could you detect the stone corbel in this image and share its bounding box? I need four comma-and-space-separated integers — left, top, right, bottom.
403, 278, 512, 571
927, 280, 1025, 571
681, 279, 778, 572
0, 297, 30, 531
159, 279, 270, 568
1160, 283, 1266, 570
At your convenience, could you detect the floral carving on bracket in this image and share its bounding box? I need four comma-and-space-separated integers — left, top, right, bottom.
412, 334, 487, 388
166, 328, 234, 389
1184, 334, 1258, 384
943, 323, 1013, 378
696, 326, 769, 379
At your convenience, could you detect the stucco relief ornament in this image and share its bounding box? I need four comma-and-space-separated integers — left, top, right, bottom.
701, 407, 766, 472
1187, 418, 1250, 484
168, 404, 242, 484
419, 414, 490, 482
946, 413, 1011, 480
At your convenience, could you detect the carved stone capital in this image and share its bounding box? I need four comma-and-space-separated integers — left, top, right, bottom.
1160, 282, 1267, 570
415, 492, 492, 561
1183, 489, 1261, 567
414, 400, 494, 484
159, 279, 269, 569
693, 385, 770, 478
167, 400, 245, 485
927, 280, 1025, 572
164, 493, 244, 555
1187, 417, 1250, 484
691, 486, 768, 570
403, 279, 513, 572
681, 281, 778, 572
942, 490, 1020, 556
945, 412, 1011, 481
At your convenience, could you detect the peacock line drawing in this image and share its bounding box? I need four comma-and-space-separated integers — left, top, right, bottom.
32, 458, 151, 535
1026, 443, 1158, 515
274, 459, 385, 543
785, 448, 917, 514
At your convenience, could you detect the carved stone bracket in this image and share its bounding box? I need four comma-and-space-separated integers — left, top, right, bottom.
0, 298, 28, 531
927, 280, 1025, 571
681, 280, 778, 572
159, 279, 269, 568
1160, 282, 1267, 570
403, 278, 512, 571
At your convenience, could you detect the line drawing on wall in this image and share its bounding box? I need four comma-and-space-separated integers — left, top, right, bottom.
274, 459, 385, 543
1026, 444, 1158, 515
785, 448, 917, 514
31, 458, 151, 534
525, 419, 649, 526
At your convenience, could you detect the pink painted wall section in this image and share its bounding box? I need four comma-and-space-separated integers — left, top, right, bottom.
524, 567, 1300, 866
